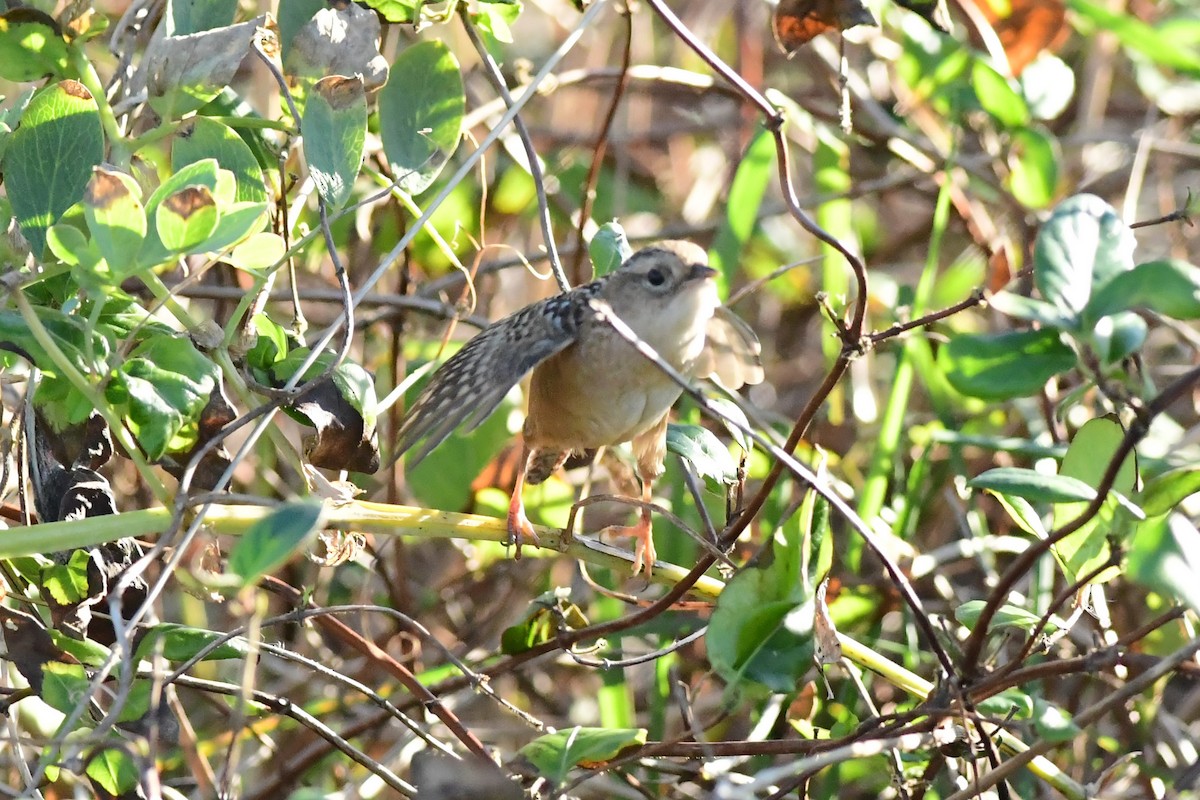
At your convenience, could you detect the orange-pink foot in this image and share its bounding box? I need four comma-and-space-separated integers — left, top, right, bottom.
506, 493, 540, 559
606, 515, 656, 576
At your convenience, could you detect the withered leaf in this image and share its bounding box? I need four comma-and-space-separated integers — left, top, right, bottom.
0, 607, 71, 693
294, 377, 380, 474
773, 0, 878, 54
159, 381, 237, 491
140, 15, 275, 119
977, 0, 1068, 76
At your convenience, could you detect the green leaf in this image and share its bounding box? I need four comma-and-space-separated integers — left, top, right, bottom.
0, 306, 104, 377
0, 9, 70, 81
379, 40, 465, 196
1140, 467, 1200, 518
228, 500, 325, 586
1126, 514, 1200, 614
956, 600, 1058, 634
85, 747, 139, 796
1068, 0, 1200, 77
1033, 194, 1135, 323
134, 623, 247, 662
302, 75, 367, 211
48, 632, 111, 667
940, 329, 1076, 400
83, 168, 148, 271
971, 467, 1099, 504
518, 727, 647, 784
991, 492, 1049, 539
228, 231, 286, 272
40, 661, 90, 714
246, 312, 291, 371
666, 423, 737, 488
1052, 417, 1138, 581
1091, 310, 1146, 364
172, 115, 268, 204
709, 128, 774, 292
359, 0, 418, 23
195, 200, 269, 254
972, 60, 1029, 128
987, 291, 1074, 328
42, 549, 93, 605
112, 335, 218, 460
708, 507, 813, 693
156, 185, 219, 253
1087, 259, 1200, 322
1006, 127, 1058, 210
167, 0, 237, 35
1033, 699, 1080, 743
474, 1, 522, 45
2, 80, 104, 256
588, 220, 632, 277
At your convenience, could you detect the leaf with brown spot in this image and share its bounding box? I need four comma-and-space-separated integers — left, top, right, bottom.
773, 0, 878, 54
156, 184, 218, 253
83, 168, 147, 269
285, 5, 388, 102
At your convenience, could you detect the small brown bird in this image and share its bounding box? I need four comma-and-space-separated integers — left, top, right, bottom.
395, 241, 763, 574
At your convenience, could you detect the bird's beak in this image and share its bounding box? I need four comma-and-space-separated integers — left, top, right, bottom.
687, 264, 719, 282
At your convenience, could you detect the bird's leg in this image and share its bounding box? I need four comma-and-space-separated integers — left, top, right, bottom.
506, 444, 539, 558
605, 479, 656, 575
615, 478, 656, 577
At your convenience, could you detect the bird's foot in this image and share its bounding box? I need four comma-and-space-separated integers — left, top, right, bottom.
606, 515, 656, 577
506, 497, 540, 559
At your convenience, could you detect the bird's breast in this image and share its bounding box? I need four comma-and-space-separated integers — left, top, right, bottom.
523, 335, 685, 451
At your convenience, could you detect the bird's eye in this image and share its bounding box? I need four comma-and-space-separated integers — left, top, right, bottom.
646, 267, 666, 287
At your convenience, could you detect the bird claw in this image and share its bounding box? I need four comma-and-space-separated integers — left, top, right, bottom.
506, 503, 540, 559
605, 518, 656, 577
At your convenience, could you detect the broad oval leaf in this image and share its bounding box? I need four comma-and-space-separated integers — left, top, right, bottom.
0, 9, 70, 81
518, 727, 647, 784
588, 220, 632, 277
3, 80, 104, 256
86, 748, 139, 797
379, 39, 464, 196
1033, 194, 1135, 323
111, 335, 219, 460
940, 329, 1076, 400
708, 506, 813, 693
1007, 126, 1058, 210
1127, 514, 1200, 614
1052, 417, 1138, 581
1087, 259, 1200, 322
666, 423, 737, 488
83, 167, 148, 270
973, 60, 1029, 128
229, 500, 326, 586
173, 115, 268, 204
302, 74, 366, 211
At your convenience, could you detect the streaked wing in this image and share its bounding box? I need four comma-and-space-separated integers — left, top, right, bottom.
395, 289, 592, 465
693, 305, 764, 389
